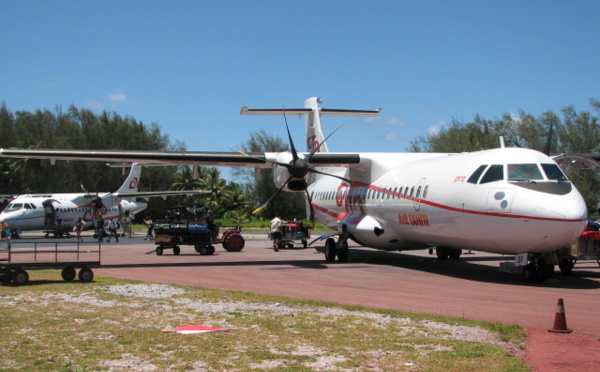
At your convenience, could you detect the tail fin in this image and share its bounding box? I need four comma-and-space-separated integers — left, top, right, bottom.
115, 163, 142, 194
240, 97, 381, 153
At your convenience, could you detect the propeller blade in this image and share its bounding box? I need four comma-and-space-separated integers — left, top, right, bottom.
309, 168, 351, 183
307, 124, 344, 159
304, 188, 316, 228
283, 109, 298, 160
252, 176, 291, 214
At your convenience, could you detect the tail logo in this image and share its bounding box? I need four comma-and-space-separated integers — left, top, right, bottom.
129, 177, 139, 190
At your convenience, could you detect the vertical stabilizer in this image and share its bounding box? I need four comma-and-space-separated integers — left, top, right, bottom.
304, 97, 327, 153
115, 163, 142, 194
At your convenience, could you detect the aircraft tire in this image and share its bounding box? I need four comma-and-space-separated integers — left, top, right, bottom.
435, 247, 449, 260
523, 264, 542, 283
558, 258, 575, 275
78, 267, 94, 283
448, 248, 462, 260
13, 269, 29, 286
173, 246, 181, 255
324, 238, 336, 262
61, 266, 76, 282
337, 241, 349, 262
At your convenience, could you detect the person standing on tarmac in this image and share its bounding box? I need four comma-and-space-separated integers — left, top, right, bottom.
75, 217, 84, 242
144, 216, 154, 240
106, 219, 119, 243
270, 214, 284, 252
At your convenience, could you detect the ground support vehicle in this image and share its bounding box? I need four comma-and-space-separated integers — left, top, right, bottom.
154, 220, 244, 256
557, 229, 600, 275
0, 241, 100, 285
272, 222, 310, 249
43, 224, 73, 239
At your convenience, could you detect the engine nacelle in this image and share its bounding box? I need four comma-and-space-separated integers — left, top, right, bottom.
273, 152, 309, 192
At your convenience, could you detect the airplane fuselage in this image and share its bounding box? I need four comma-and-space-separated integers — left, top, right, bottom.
0, 193, 146, 233
309, 147, 587, 255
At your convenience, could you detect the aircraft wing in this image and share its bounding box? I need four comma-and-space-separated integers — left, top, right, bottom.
116, 189, 212, 201
0, 148, 361, 167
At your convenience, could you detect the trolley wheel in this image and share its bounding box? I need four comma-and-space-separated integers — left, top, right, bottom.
223, 233, 245, 252
199, 246, 211, 255
194, 244, 204, 253
45, 233, 50, 238
13, 269, 29, 285
324, 238, 336, 262
78, 267, 94, 282
156, 246, 164, 256
173, 246, 181, 255
0, 269, 12, 285
301, 239, 308, 248
287, 243, 293, 249
208, 245, 215, 255
61, 266, 77, 282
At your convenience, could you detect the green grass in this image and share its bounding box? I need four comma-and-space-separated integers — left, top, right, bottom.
0, 271, 529, 371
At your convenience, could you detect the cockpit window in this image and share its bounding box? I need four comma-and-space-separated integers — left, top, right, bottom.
541, 163, 568, 181
467, 165, 488, 184
480, 165, 504, 184
507, 164, 543, 181
5, 203, 23, 212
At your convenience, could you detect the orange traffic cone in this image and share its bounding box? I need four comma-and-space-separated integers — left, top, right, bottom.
548, 298, 572, 333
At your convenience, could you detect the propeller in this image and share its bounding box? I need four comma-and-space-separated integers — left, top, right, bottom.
246, 109, 349, 225
80, 176, 106, 214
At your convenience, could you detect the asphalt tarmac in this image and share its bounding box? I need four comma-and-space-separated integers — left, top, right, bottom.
7, 231, 600, 337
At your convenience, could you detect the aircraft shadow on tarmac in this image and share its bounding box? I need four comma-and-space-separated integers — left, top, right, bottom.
92, 243, 600, 289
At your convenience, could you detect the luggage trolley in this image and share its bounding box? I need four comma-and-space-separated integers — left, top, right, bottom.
278, 222, 310, 249
0, 241, 100, 285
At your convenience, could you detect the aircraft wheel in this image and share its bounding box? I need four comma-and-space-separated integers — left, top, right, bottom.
13, 269, 29, 285
436, 247, 449, 260
155, 247, 164, 256
78, 267, 94, 282
523, 264, 541, 283
448, 248, 462, 260
61, 266, 76, 282
287, 243, 294, 249
324, 238, 336, 262
45, 233, 50, 238
301, 239, 307, 248
559, 258, 575, 275
337, 241, 349, 262
173, 246, 181, 255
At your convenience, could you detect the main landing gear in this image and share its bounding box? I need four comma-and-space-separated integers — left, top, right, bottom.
522, 253, 557, 283
324, 237, 349, 262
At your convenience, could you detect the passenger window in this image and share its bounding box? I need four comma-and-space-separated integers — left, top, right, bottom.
416, 186, 422, 199
541, 164, 568, 181
467, 165, 488, 184
409, 186, 415, 198
423, 185, 429, 199
480, 165, 504, 184
507, 164, 543, 181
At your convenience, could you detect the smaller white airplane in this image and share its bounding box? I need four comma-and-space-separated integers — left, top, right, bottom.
0, 163, 206, 237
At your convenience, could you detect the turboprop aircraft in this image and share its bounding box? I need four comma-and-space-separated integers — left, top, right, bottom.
0, 97, 589, 282
0, 163, 207, 237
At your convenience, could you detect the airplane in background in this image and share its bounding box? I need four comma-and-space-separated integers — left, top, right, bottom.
0, 163, 207, 237
0, 97, 590, 282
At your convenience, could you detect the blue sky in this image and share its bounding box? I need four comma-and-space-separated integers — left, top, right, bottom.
1, 1, 598, 162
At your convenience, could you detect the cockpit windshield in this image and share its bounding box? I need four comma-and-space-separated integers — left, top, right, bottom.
541, 163, 568, 181
4, 203, 24, 212
507, 164, 543, 181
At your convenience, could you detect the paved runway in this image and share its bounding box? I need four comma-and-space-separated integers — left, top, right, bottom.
9, 232, 600, 337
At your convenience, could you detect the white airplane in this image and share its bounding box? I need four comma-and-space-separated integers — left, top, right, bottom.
0, 98, 589, 282
0, 163, 206, 237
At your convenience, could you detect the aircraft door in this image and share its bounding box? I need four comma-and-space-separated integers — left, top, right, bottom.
41, 199, 58, 226
413, 178, 427, 211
